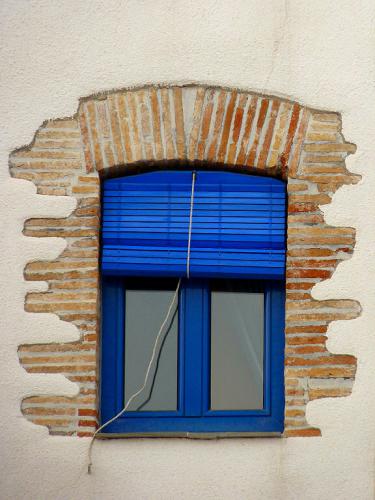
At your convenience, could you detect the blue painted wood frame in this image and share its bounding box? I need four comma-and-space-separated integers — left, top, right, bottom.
100, 277, 285, 434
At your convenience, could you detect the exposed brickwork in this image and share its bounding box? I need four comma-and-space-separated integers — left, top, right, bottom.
9, 84, 360, 437
78, 87, 313, 174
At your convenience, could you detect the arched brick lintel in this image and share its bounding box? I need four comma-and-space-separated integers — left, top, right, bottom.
78, 85, 356, 181
10, 84, 361, 438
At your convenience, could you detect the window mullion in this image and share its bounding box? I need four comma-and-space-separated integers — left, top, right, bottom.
183, 280, 205, 417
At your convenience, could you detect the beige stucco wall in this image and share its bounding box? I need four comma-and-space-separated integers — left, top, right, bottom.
1, 1, 374, 498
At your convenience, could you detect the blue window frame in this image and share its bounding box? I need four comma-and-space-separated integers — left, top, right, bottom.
100, 170, 286, 435
101, 276, 285, 434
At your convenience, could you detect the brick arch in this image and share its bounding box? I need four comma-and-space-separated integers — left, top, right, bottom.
10, 84, 361, 437
79, 86, 310, 179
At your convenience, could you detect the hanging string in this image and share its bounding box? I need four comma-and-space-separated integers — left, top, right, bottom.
87, 170, 197, 474
186, 171, 196, 279
87, 280, 180, 473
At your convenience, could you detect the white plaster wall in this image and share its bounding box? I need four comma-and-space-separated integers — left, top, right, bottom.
0, 1, 374, 498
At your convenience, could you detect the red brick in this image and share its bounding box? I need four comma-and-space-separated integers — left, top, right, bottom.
79, 419, 97, 427
285, 355, 356, 366
284, 428, 321, 437
78, 409, 98, 417
78, 431, 94, 437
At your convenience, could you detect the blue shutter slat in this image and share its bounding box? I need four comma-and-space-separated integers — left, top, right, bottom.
103, 216, 285, 223
103, 199, 286, 205
101, 170, 286, 278
103, 247, 285, 259
103, 223, 285, 232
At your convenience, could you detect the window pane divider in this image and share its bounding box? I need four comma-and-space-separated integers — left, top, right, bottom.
183, 279, 205, 417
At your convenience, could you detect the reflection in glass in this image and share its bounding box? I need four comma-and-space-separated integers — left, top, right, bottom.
124, 288, 178, 412
210, 281, 264, 410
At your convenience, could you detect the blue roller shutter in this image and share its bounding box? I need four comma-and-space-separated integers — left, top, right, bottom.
101, 170, 286, 279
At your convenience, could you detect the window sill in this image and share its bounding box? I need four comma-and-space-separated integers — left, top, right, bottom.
96, 431, 283, 439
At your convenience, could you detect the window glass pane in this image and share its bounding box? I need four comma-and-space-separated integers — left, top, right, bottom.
210, 281, 264, 410
124, 286, 178, 412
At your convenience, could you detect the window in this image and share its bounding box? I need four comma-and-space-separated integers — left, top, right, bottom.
100, 170, 286, 435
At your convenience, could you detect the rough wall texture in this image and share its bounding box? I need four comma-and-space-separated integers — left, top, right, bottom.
9, 84, 360, 438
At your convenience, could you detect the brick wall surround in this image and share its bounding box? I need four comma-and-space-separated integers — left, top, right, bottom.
10, 84, 361, 438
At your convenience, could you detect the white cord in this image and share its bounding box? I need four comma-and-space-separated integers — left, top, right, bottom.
186, 171, 196, 279
87, 171, 197, 474
87, 279, 180, 473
